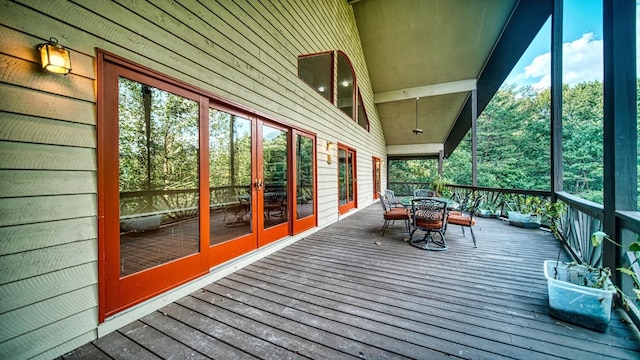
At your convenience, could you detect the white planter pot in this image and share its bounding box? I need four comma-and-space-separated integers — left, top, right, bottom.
121, 214, 162, 232
543, 260, 616, 332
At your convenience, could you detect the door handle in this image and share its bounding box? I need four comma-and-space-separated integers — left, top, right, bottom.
254, 178, 263, 189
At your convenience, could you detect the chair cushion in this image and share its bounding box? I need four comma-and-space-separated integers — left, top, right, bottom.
414, 210, 443, 229
384, 208, 409, 220
415, 219, 443, 229
448, 214, 475, 226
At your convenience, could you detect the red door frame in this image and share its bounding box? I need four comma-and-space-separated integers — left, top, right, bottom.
97, 50, 319, 321
337, 143, 357, 215
207, 103, 258, 267
373, 156, 381, 199
257, 120, 290, 247
292, 130, 318, 234
98, 53, 209, 320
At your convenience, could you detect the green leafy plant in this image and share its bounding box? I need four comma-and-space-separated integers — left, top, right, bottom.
570, 231, 640, 310
430, 175, 450, 197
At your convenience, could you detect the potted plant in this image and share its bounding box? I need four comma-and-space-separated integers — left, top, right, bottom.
508, 211, 541, 229
476, 208, 499, 218
544, 232, 640, 332
429, 175, 450, 197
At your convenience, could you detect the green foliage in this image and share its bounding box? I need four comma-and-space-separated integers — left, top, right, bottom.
442, 80, 640, 205
588, 232, 640, 308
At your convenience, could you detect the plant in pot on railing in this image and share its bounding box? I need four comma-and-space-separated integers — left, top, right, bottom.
429, 175, 450, 197
544, 231, 640, 332
475, 198, 500, 218
508, 196, 542, 229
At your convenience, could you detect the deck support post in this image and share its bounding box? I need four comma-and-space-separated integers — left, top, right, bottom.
550, 0, 563, 201
602, 0, 637, 284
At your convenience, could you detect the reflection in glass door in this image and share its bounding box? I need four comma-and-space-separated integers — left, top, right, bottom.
259, 123, 289, 245
118, 78, 200, 277
293, 132, 316, 233
208, 108, 257, 265
373, 156, 381, 199
209, 110, 253, 245
338, 145, 357, 214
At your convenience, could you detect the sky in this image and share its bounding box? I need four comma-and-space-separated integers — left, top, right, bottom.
503, 0, 639, 90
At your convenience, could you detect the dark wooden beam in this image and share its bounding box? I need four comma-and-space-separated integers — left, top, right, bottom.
444, 0, 553, 156
602, 0, 637, 271
471, 89, 478, 187
550, 0, 563, 199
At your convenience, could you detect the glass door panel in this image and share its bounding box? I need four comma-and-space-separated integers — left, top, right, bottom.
338, 145, 357, 214
262, 125, 288, 228
373, 157, 381, 199
209, 110, 253, 245
296, 135, 314, 220
118, 78, 200, 277
339, 148, 348, 205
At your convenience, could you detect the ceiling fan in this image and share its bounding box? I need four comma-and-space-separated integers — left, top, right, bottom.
412, 97, 423, 135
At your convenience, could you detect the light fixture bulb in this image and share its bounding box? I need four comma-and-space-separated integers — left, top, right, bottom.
341, 80, 349, 87
318, 86, 325, 92
38, 37, 71, 75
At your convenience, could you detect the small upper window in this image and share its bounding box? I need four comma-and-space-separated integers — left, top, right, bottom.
298, 52, 333, 102
336, 51, 355, 120
357, 90, 369, 131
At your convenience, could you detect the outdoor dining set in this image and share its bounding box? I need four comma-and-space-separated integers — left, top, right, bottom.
379, 189, 481, 251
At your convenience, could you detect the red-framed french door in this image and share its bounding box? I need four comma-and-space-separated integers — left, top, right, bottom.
98, 53, 210, 320
256, 121, 290, 246
207, 105, 258, 266
292, 130, 317, 234
373, 156, 381, 199
338, 144, 357, 214
98, 51, 318, 321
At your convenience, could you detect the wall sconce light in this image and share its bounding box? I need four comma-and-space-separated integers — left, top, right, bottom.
37, 37, 72, 75
326, 141, 335, 164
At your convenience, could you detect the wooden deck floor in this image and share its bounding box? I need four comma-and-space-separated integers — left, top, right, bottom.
64, 203, 640, 359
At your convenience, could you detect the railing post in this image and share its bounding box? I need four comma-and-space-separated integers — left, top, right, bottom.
471, 89, 477, 187
602, 0, 637, 276
550, 0, 563, 202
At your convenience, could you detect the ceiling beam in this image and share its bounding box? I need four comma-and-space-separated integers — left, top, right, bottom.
387, 143, 444, 156
373, 79, 477, 104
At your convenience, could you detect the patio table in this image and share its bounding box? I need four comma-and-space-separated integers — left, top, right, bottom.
397, 196, 460, 210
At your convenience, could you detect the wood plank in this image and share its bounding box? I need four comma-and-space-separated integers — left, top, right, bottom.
93, 331, 161, 360
0, 217, 95, 256
65, 204, 640, 359
235, 261, 626, 359
37, 331, 99, 360
162, 301, 306, 360
0, 24, 95, 79
0, 194, 96, 227
0, 53, 95, 102
57, 339, 110, 360
0, 285, 97, 342
117, 320, 210, 360
0, 262, 97, 314
0, 141, 96, 171
204, 278, 512, 359
0, 83, 95, 125
0, 112, 95, 148
0, 239, 96, 285
0, 308, 97, 360
188, 288, 374, 359
0, 170, 95, 197
139, 310, 259, 360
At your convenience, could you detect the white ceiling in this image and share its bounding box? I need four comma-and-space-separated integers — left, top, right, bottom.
350, 0, 518, 156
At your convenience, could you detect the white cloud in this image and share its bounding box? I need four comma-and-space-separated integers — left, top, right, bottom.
521, 33, 603, 91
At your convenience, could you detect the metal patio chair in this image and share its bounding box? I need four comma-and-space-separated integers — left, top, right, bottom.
409, 198, 447, 251
379, 192, 410, 236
